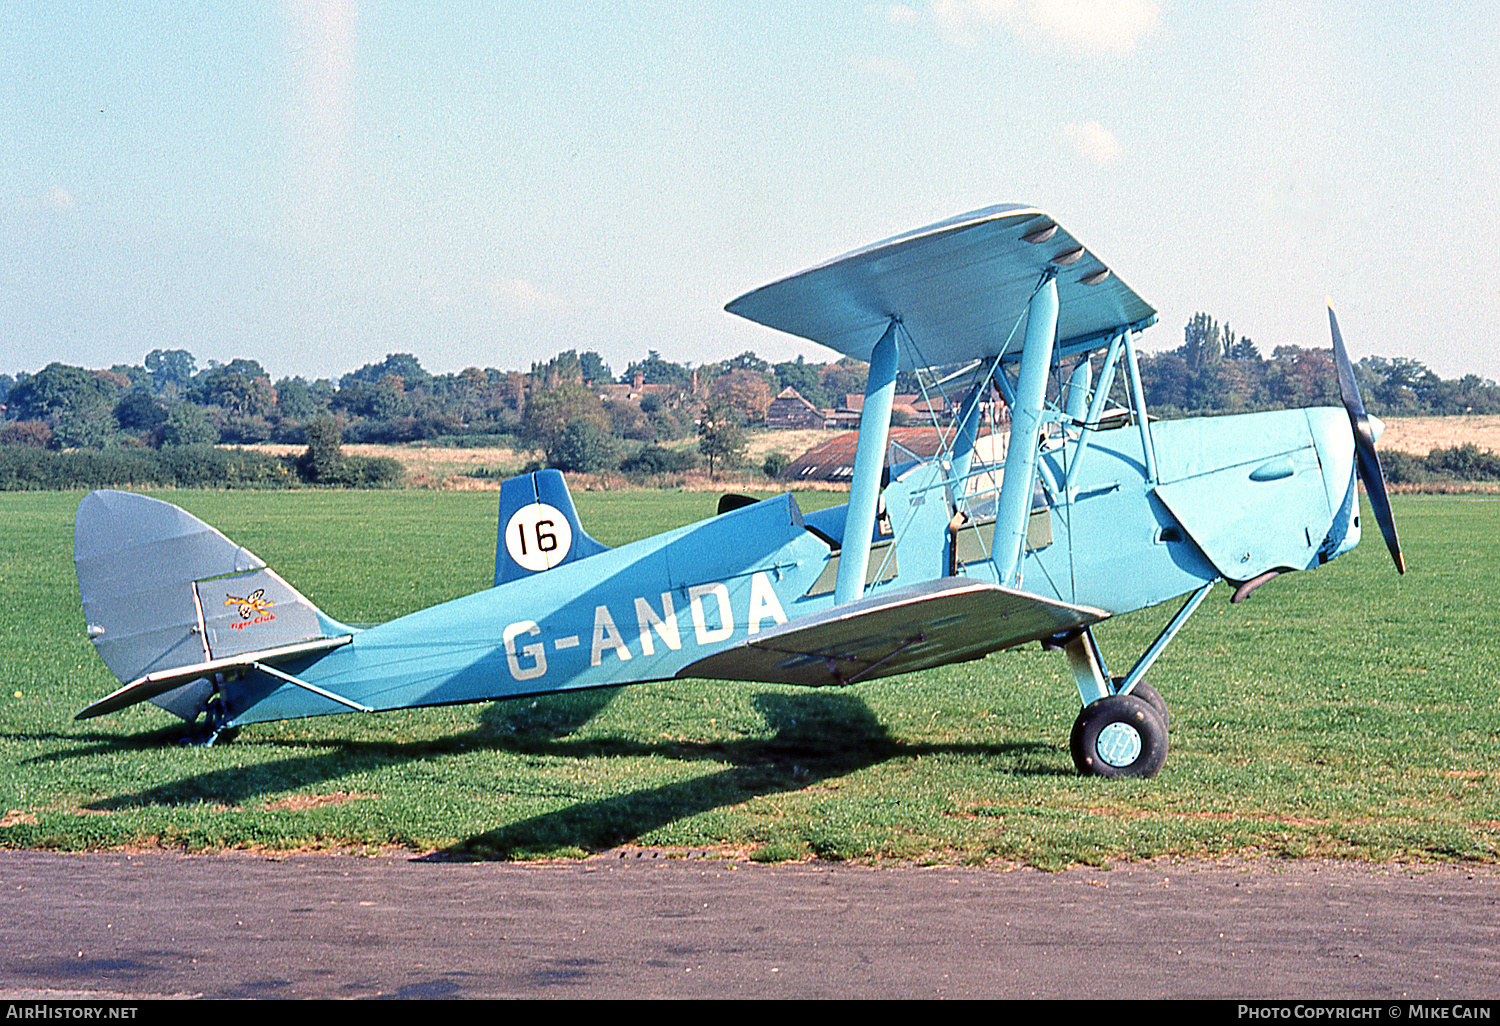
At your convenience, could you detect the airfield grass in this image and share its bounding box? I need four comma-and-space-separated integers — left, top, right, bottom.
1, 489, 1496, 868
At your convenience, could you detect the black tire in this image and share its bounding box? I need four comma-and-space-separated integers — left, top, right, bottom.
1115, 678, 1169, 730
1070, 693, 1168, 778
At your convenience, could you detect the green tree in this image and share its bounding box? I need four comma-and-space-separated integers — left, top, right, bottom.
697, 397, 746, 480
274, 377, 329, 421
1225, 330, 1260, 361
145, 349, 196, 391
114, 390, 168, 431
0, 420, 51, 448
710, 368, 774, 424
706, 351, 771, 378
773, 356, 828, 407
1268, 346, 1338, 408
190, 364, 276, 419
762, 450, 791, 478
548, 419, 617, 473
620, 350, 691, 388
296, 417, 348, 483
1178, 313, 1223, 371
530, 351, 584, 390
1366, 356, 1441, 413
6, 364, 121, 423
341, 353, 429, 389
158, 404, 220, 447
521, 381, 610, 465
579, 351, 612, 385
820, 359, 869, 406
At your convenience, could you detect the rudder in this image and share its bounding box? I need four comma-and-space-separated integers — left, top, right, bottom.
75, 490, 349, 718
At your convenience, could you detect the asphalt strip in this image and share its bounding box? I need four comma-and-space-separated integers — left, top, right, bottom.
1, 850, 1496, 1000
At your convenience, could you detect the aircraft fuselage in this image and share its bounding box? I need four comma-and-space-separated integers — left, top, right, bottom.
220, 405, 1359, 726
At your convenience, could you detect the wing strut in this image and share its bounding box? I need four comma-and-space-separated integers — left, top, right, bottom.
1123, 329, 1159, 483
993, 271, 1059, 586
250, 660, 373, 713
1063, 331, 1126, 500
946, 354, 1004, 515
1062, 581, 1214, 707
1113, 581, 1214, 696
834, 319, 901, 605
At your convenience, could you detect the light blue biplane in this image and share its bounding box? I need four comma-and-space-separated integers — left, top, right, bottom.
73, 205, 1404, 777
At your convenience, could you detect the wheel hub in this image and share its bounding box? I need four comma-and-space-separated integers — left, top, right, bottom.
1095, 721, 1142, 767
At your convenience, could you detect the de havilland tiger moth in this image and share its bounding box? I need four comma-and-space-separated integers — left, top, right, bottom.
72, 204, 1405, 778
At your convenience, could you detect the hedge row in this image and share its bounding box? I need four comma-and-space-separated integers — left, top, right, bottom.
0, 445, 403, 491
1380, 444, 1500, 484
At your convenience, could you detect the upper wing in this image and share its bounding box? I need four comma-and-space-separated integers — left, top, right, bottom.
724, 204, 1155, 370
677, 577, 1107, 687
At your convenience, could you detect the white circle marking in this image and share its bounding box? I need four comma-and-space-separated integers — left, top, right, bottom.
505, 502, 573, 573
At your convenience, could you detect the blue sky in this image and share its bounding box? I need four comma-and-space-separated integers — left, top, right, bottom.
4, 2, 1497, 383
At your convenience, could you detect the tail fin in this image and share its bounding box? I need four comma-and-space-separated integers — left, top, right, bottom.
494, 469, 610, 586
75, 490, 350, 718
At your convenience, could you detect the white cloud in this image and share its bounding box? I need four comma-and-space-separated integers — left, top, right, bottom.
928, 0, 1159, 53
1027, 0, 1159, 52
886, 4, 921, 25
930, 0, 1014, 48
1061, 120, 1123, 164
284, 0, 357, 220
11, 184, 78, 214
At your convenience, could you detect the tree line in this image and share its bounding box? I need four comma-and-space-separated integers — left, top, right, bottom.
0, 346, 876, 482
3, 314, 1497, 484
1131, 313, 1500, 418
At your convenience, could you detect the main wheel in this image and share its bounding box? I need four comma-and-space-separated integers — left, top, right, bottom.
1070, 693, 1168, 778
1115, 678, 1169, 730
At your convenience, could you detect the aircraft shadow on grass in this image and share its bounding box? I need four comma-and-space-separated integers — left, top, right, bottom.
46, 687, 1061, 857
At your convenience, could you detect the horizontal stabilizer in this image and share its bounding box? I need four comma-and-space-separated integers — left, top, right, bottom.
74, 490, 356, 722
677, 578, 1106, 687
74, 635, 352, 721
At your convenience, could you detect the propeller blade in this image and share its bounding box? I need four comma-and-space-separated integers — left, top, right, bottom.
1328, 301, 1406, 573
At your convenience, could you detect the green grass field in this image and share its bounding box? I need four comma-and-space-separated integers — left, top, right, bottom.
1, 489, 1496, 868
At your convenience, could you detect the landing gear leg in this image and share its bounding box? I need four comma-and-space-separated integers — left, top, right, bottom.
1057, 584, 1213, 776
